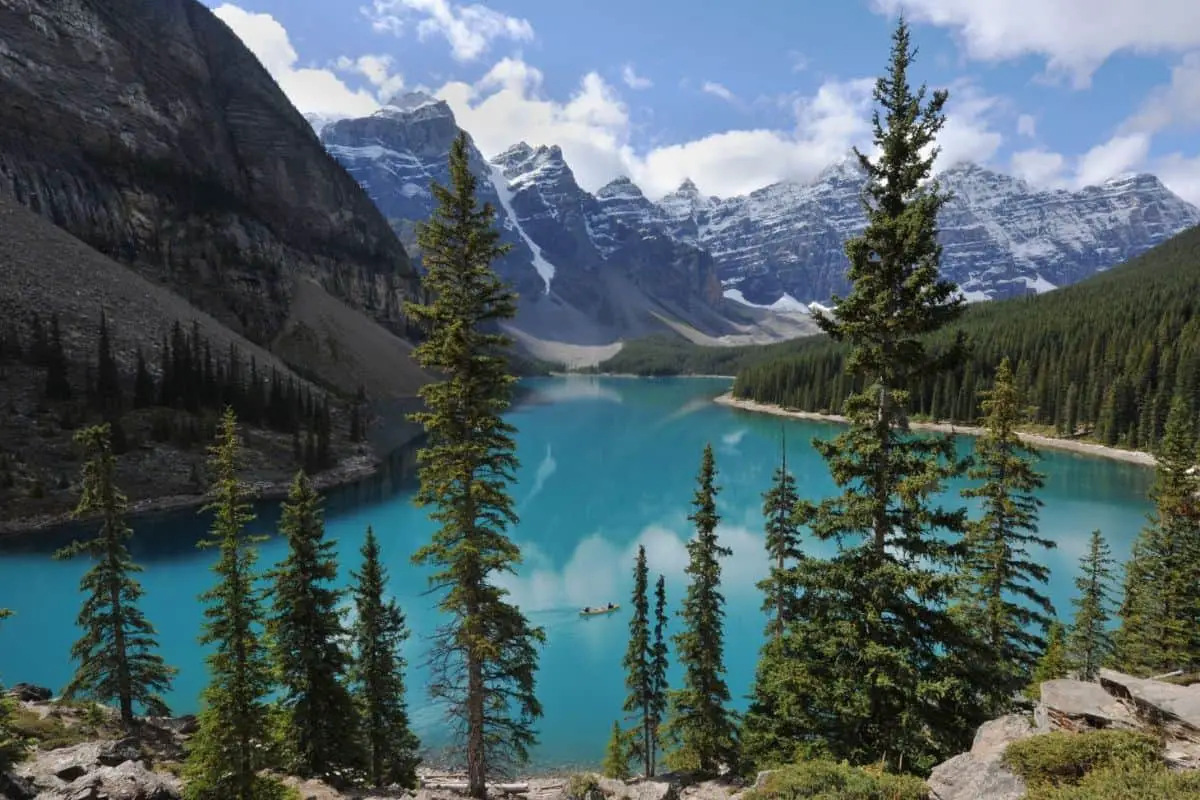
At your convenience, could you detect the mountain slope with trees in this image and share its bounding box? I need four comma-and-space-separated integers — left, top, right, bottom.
731, 221, 1200, 450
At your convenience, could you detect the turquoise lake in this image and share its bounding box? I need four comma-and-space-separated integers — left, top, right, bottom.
0, 376, 1156, 769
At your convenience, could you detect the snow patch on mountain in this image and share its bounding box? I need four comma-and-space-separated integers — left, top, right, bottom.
723, 288, 811, 314
487, 161, 556, 293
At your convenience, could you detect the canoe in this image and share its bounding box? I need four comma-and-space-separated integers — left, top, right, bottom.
579, 605, 620, 616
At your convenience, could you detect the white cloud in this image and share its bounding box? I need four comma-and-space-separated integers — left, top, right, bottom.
701, 81, 736, 102
335, 54, 406, 99
365, 0, 534, 62
621, 64, 652, 90
213, 4, 384, 116
216, 7, 1008, 200
1126, 52, 1200, 133
1010, 148, 1068, 186
873, 0, 1200, 87
1016, 113, 1037, 138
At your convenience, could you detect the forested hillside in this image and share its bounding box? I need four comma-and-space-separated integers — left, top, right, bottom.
732, 223, 1200, 451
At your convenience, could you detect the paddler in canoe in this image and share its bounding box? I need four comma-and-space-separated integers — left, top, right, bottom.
580, 602, 619, 616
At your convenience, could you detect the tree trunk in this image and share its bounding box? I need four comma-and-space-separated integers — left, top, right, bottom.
107, 526, 133, 727
466, 651, 487, 798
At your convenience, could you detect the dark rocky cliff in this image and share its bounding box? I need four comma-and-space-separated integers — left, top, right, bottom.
0, 0, 420, 347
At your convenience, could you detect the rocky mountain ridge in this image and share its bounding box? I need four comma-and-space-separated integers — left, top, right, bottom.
0, 0, 426, 396
318, 93, 816, 366
314, 93, 1199, 316
603, 157, 1200, 309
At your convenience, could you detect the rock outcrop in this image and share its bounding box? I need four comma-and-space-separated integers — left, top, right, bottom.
928, 670, 1200, 799
0, 0, 422, 377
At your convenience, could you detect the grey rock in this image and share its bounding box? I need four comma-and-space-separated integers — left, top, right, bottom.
1097, 668, 1200, 732
5, 684, 51, 703
1040, 678, 1139, 730
97, 737, 142, 767
14, 741, 180, 800
0, 769, 37, 799
927, 714, 1038, 800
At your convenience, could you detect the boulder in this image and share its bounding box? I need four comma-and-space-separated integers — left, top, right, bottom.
13, 741, 181, 800
927, 714, 1040, 800
0, 770, 37, 799
1038, 679, 1138, 731
6, 683, 52, 702
1097, 668, 1200, 732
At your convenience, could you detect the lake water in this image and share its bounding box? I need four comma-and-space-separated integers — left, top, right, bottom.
0, 376, 1156, 769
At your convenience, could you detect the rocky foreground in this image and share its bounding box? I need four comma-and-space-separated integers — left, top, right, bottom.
6, 668, 1200, 799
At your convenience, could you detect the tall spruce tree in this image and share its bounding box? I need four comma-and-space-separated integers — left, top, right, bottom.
959, 358, 1056, 712
786, 17, 978, 772
405, 131, 544, 797
95, 310, 122, 416
350, 527, 421, 789
1026, 621, 1070, 699
649, 574, 669, 777
757, 428, 803, 640
54, 424, 176, 725
623, 545, 654, 777
1069, 530, 1117, 680
1113, 396, 1200, 674
185, 410, 281, 800
664, 444, 738, 775
0, 609, 30, 772
742, 429, 811, 769
267, 472, 360, 778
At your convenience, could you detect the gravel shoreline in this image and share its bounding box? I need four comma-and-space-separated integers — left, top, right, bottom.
714, 392, 1157, 467
0, 455, 382, 540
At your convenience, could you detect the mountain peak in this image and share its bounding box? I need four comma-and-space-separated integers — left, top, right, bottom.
597, 175, 647, 201
676, 177, 700, 194
381, 90, 444, 112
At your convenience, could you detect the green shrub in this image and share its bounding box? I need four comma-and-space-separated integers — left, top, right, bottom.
566, 773, 602, 800
1002, 730, 1162, 788
1026, 758, 1200, 799
743, 760, 929, 800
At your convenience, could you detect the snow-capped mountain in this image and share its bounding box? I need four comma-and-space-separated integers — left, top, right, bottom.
318, 92, 811, 354
614, 156, 1200, 307
317, 91, 1200, 347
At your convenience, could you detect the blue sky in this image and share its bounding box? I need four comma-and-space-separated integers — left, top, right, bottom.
204, 0, 1200, 203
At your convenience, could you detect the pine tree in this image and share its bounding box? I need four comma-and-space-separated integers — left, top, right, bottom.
1068, 530, 1117, 680
133, 348, 155, 409
44, 313, 71, 401
0, 608, 30, 772
663, 444, 738, 775
742, 430, 811, 769
1113, 396, 1200, 674
1026, 621, 1069, 699
350, 527, 421, 789
405, 131, 544, 797
959, 358, 1056, 712
622, 545, 654, 777
184, 409, 281, 800
757, 427, 803, 641
783, 17, 977, 772
267, 472, 360, 778
649, 574, 669, 778
54, 424, 176, 725
603, 719, 633, 780
95, 310, 122, 415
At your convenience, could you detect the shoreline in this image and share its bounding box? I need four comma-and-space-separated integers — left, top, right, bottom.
0, 454, 384, 540
549, 371, 736, 380
714, 392, 1157, 467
